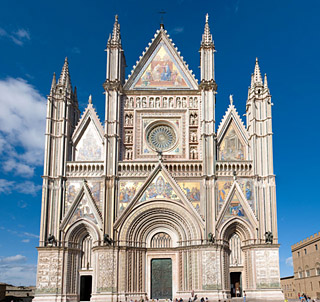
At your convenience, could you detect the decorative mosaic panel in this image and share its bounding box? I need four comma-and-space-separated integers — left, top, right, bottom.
202, 250, 221, 290
133, 43, 190, 89
217, 178, 254, 214
75, 122, 103, 161
139, 173, 181, 202
221, 192, 248, 223
178, 181, 201, 213
65, 181, 102, 213
68, 194, 97, 227
219, 122, 245, 160
118, 181, 144, 214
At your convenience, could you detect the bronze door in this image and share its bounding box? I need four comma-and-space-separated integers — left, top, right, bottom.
151, 258, 172, 299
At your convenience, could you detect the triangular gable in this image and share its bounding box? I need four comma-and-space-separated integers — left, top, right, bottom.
114, 163, 204, 228
60, 181, 102, 231
217, 103, 249, 161
217, 181, 258, 228
124, 28, 198, 90
72, 101, 104, 161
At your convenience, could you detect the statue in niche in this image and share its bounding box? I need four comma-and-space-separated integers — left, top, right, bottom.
155, 98, 161, 108
163, 98, 168, 108
190, 147, 198, 159
125, 132, 131, 144
177, 98, 181, 108
129, 114, 133, 126
265, 231, 273, 244
125, 115, 130, 126
125, 98, 129, 108
136, 98, 141, 108
142, 98, 147, 107
169, 98, 174, 108
194, 98, 198, 108
190, 131, 197, 142
125, 148, 133, 160
189, 97, 194, 108
149, 98, 154, 107
182, 98, 187, 108
129, 98, 134, 108
190, 113, 198, 125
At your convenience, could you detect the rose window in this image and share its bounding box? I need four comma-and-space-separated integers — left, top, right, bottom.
147, 124, 176, 151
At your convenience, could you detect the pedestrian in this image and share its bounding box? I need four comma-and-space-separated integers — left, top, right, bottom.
205, 297, 208, 302
243, 290, 246, 302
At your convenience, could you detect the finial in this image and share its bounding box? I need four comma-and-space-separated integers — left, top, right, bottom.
206, 13, 209, 23
256, 57, 258, 63
201, 13, 214, 48
159, 10, 166, 28
229, 94, 233, 105
115, 14, 118, 22
58, 57, 72, 90
264, 73, 268, 89
51, 72, 56, 91
253, 57, 263, 85
233, 170, 237, 181
88, 94, 92, 104
157, 150, 163, 163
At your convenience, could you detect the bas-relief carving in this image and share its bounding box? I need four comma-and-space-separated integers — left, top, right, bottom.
118, 181, 144, 214
139, 173, 181, 202
97, 251, 117, 292
202, 251, 221, 290
219, 122, 245, 161
255, 249, 280, 288
134, 44, 189, 89
178, 182, 201, 213
36, 251, 62, 294
217, 178, 254, 214
75, 122, 103, 161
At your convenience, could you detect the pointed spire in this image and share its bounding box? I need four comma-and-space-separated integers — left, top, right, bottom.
50, 72, 56, 91
58, 57, 72, 91
264, 73, 268, 89
108, 15, 122, 47
201, 13, 214, 48
253, 57, 263, 85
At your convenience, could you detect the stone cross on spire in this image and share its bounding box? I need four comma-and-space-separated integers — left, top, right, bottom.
201, 13, 214, 48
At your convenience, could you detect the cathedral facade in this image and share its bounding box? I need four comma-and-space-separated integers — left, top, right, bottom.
34, 15, 283, 302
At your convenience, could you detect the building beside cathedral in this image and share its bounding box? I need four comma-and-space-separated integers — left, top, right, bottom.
34, 14, 284, 302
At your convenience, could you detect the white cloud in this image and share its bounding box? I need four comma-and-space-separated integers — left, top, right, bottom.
286, 256, 293, 267
0, 179, 41, 195
1, 254, 27, 263
23, 232, 39, 239
0, 255, 36, 286
172, 27, 184, 34
21, 239, 30, 243
0, 77, 46, 177
0, 27, 30, 46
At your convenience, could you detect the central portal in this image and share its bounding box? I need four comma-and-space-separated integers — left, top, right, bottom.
151, 258, 172, 299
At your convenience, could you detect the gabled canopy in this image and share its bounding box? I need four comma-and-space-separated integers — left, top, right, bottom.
217, 99, 249, 161
124, 26, 198, 90
72, 96, 104, 161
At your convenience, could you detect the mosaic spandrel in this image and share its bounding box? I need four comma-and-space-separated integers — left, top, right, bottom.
139, 173, 181, 202
76, 122, 103, 161
134, 44, 189, 89
178, 181, 201, 213
217, 179, 254, 214
219, 122, 245, 161
221, 192, 248, 223
69, 194, 97, 227
118, 181, 144, 214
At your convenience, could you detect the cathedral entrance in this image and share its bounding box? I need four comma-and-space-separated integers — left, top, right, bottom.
80, 275, 92, 301
151, 258, 172, 299
230, 272, 242, 297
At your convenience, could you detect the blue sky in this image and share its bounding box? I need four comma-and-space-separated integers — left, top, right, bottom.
0, 0, 319, 285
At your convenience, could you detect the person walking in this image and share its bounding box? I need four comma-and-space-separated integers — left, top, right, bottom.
243, 290, 246, 302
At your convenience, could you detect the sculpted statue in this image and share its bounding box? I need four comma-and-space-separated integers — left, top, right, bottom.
265, 231, 273, 244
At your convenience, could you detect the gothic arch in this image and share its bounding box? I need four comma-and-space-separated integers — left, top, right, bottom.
219, 217, 255, 243
117, 200, 203, 247
64, 218, 101, 247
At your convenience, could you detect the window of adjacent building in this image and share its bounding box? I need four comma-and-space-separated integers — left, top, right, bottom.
304, 248, 307, 254
316, 266, 320, 276
316, 244, 318, 251
298, 251, 300, 257
299, 270, 303, 278
305, 268, 310, 277
311, 282, 313, 291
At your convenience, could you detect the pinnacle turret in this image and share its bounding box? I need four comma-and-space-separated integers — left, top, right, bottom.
201, 13, 214, 48
264, 73, 268, 89
57, 57, 72, 91
50, 72, 56, 92
252, 57, 263, 85
107, 15, 122, 47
